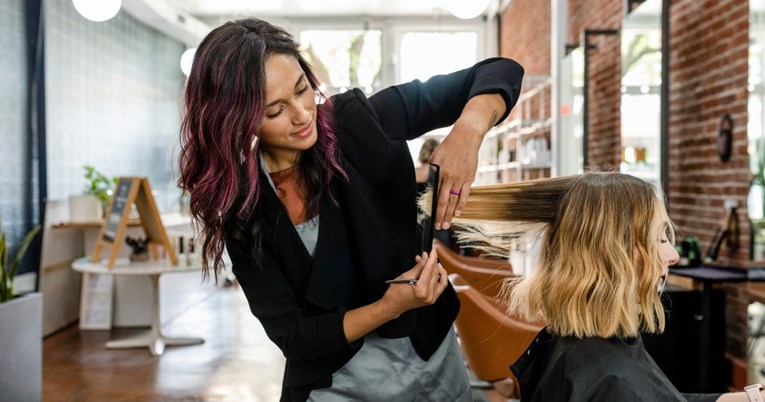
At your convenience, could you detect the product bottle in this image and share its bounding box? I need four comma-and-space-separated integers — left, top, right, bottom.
726, 205, 739, 252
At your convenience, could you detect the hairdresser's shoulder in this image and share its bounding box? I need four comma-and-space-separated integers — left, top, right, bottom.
330, 87, 394, 129
330, 88, 370, 115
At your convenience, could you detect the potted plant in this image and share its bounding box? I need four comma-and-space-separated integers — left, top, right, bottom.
69, 165, 115, 222
0, 220, 42, 402
1, 224, 40, 302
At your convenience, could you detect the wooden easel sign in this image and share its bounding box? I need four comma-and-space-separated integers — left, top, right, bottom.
92, 177, 177, 268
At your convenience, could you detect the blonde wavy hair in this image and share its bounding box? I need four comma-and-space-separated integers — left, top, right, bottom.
420, 172, 673, 338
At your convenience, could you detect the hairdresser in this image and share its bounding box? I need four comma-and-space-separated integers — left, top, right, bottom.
178, 17, 524, 401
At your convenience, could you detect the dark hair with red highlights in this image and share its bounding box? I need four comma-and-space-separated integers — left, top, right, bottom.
178, 18, 346, 281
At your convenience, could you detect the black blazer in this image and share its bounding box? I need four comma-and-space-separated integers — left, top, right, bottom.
226, 57, 524, 401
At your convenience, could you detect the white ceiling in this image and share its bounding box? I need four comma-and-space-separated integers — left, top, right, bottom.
171, 0, 473, 19
123, 0, 503, 46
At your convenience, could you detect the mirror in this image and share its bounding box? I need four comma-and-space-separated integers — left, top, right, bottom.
620, 0, 662, 184
749, 0, 765, 259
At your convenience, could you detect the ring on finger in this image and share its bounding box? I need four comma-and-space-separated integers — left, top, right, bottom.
449, 189, 461, 196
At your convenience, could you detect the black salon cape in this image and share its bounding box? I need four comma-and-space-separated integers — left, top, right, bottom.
511, 328, 722, 401
226, 57, 525, 401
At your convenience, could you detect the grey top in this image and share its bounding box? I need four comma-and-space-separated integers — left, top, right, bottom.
260, 154, 319, 256
307, 327, 471, 401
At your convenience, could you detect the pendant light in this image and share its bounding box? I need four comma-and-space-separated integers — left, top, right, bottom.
446, 0, 491, 20
72, 0, 122, 22
180, 48, 196, 76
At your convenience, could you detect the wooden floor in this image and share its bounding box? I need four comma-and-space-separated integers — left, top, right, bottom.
45, 283, 765, 401
43, 286, 286, 402
42, 284, 512, 402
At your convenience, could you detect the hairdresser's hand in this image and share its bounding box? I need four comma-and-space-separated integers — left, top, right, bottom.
430, 117, 482, 230
380, 249, 448, 318
430, 93, 505, 230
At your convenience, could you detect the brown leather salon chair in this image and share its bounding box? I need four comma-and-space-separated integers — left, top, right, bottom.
435, 240, 513, 302
435, 239, 513, 270
450, 273, 544, 399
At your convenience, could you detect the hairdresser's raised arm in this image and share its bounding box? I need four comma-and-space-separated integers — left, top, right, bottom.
368, 57, 524, 229
430, 93, 505, 229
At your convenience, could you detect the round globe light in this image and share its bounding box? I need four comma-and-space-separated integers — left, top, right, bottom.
180, 48, 197, 76
72, 0, 122, 22
446, 0, 491, 20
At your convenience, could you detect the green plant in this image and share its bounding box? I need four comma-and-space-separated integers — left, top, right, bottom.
83, 165, 116, 207
0, 222, 41, 302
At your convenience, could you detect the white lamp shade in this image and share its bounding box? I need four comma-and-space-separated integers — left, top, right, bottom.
180, 48, 197, 76
72, 0, 122, 22
446, 0, 491, 19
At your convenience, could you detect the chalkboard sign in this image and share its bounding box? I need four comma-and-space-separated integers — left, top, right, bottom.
92, 177, 177, 268
102, 178, 132, 243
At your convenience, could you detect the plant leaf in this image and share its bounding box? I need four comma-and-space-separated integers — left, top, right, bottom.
0, 231, 7, 276
0, 231, 8, 302
7, 225, 41, 286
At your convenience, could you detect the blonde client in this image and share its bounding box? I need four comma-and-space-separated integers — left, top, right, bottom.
425, 172, 764, 401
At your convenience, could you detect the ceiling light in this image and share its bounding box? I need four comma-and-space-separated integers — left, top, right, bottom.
72, 0, 122, 22
446, 0, 490, 20
180, 48, 196, 76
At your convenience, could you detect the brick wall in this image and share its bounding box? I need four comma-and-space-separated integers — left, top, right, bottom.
500, 0, 550, 76
669, 0, 750, 361
669, 0, 750, 262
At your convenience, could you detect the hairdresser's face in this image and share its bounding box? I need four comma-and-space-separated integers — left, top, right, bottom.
657, 221, 679, 290
258, 53, 317, 171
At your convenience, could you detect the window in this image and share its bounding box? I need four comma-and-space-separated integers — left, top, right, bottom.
294, 18, 489, 163
299, 29, 382, 96
399, 31, 478, 82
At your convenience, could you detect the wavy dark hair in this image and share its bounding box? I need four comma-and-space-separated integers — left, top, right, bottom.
179, 18, 346, 281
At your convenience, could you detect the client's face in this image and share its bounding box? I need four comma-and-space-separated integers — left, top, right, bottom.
657, 221, 679, 291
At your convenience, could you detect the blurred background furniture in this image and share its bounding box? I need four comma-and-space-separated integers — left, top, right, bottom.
71, 257, 204, 356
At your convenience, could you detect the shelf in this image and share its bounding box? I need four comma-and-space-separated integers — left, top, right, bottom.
477, 75, 553, 184
520, 163, 551, 170
477, 165, 499, 173
517, 120, 553, 137
52, 213, 190, 230
478, 162, 551, 172
53, 219, 142, 229
517, 77, 552, 101
499, 162, 520, 170
485, 125, 510, 139
490, 119, 551, 140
